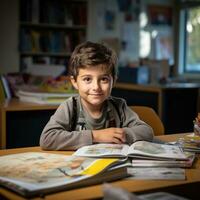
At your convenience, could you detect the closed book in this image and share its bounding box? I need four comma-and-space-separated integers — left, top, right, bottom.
0, 152, 128, 198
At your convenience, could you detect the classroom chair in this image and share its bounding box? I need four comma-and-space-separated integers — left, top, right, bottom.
130, 106, 165, 136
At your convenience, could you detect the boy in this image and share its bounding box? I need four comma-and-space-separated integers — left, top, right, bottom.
40, 41, 153, 150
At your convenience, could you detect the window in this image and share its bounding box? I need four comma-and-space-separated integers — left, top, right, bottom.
185, 6, 200, 73
179, 2, 200, 75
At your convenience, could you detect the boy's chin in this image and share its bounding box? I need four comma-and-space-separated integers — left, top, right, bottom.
89, 99, 105, 106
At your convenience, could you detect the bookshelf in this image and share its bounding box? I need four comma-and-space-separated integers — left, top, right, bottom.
19, 0, 87, 72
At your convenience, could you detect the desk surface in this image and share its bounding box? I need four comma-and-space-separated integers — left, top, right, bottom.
0, 134, 200, 200
115, 82, 200, 91
0, 98, 58, 111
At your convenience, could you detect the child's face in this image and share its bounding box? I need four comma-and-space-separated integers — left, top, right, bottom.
71, 65, 113, 108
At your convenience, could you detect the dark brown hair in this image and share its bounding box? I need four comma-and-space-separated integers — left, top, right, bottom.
68, 41, 117, 80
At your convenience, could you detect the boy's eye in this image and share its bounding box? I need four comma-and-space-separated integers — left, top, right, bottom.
83, 77, 91, 83
101, 76, 110, 83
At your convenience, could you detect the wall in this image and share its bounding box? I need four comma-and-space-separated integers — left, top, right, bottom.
87, 0, 140, 65
88, 0, 174, 67
140, 0, 174, 64
0, 0, 173, 74
0, 0, 19, 74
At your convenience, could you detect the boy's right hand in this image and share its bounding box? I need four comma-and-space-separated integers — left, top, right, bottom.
92, 128, 126, 144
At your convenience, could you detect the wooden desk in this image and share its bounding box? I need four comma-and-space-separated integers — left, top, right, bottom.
0, 99, 58, 149
0, 134, 200, 200
112, 82, 200, 134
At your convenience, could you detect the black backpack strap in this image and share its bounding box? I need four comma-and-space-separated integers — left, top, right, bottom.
71, 96, 122, 130
71, 96, 77, 131
109, 98, 122, 128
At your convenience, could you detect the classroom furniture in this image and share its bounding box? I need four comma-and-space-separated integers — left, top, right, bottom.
0, 86, 199, 149
130, 106, 165, 136
0, 98, 57, 149
0, 133, 200, 200
112, 82, 200, 134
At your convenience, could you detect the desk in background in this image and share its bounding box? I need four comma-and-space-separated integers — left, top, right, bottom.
112, 82, 200, 134
0, 99, 58, 149
1, 82, 200, 149
0, 133, 200, 200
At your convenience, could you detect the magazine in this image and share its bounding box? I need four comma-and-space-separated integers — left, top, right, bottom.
74, 141, 188, 161
0, 152, 128, 198
131, 152, 196, 168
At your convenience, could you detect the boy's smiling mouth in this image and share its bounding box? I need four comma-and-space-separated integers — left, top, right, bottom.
90, 93, 103, 96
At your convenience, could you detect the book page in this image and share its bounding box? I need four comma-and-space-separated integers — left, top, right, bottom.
0, 152, 119, 196
74, 144, 129, 157
128, 141, 187, 160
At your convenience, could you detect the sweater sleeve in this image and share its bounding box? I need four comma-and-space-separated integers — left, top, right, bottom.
39, 98, 93, 150
119, 99, 154, 144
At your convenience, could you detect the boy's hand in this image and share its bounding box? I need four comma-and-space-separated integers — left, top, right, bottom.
92, 128, 126, 144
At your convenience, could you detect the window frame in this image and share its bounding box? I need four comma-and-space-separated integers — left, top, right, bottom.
176, 1, 200, 78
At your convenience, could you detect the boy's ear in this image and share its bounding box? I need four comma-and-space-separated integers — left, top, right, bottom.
70, 76, 78, 90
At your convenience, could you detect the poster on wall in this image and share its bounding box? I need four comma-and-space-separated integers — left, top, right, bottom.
148, 5, 172, 26
119, 22, 140, 66
105, 10, 116, 30
154, 33, 173, 65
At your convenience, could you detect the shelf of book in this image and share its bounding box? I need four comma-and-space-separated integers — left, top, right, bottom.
19, 0, 88, 71
20, 52, 72, 57
20, 22, 87, 30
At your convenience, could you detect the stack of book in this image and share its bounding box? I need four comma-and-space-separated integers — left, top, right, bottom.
74, 141, 196, 180
130, 151, 195, 168
16, 89, 77, 105
0, 141, 196, 198
176, 133, 200, 153
15, 75, 78, 105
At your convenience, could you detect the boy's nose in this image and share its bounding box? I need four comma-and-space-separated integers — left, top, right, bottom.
92, 80, 100, 90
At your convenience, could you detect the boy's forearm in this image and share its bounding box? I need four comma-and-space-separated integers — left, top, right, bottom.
40, 128, 93, 150
124, 126, 154, 144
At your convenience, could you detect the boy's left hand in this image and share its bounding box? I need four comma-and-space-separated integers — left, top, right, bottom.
92, 128, 126, 144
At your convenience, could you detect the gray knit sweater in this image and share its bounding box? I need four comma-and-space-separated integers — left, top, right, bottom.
40, 95, 154, 150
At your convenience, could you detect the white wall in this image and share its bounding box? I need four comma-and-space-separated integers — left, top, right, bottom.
87, 0, 174, 66
87, 0, 140, 65
140, 0, 174, 63
87, 0, 123, 42
0, 0, 19, 74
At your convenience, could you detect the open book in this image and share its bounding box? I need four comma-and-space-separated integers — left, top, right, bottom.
0, 152, 128, 198
74, 141, 188, 161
